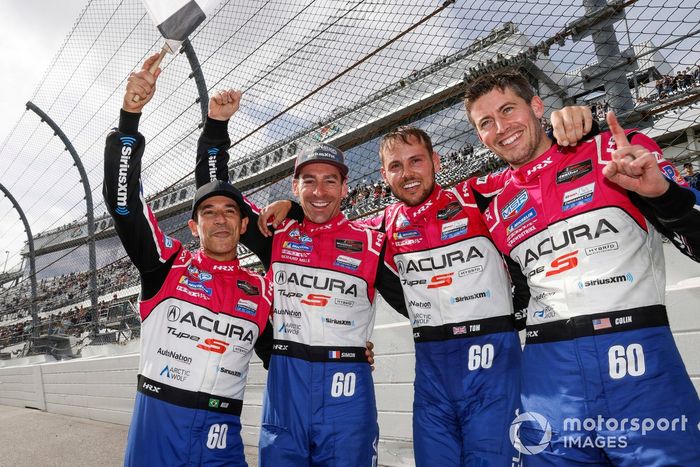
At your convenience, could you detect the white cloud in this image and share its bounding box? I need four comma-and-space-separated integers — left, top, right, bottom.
0, 0, 87, 271
0, 0, 87, 144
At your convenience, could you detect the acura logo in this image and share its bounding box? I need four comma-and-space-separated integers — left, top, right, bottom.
396, 260, 405, 275
274, 270, 287, 285
167, 305, 181, 322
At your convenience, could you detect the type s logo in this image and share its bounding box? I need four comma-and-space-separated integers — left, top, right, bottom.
301, 294, 331, 307
197, 338, 229, 354
545, 251, 579, 277
427, 273, 454, 289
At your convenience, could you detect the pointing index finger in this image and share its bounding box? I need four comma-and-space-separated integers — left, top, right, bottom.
606, 111, 630, 149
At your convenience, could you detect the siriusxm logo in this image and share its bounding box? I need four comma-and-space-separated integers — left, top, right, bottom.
578, 273, 634, 289
449, 290, 491, 303
207, 147, 219, 181
116, 136, 136, 215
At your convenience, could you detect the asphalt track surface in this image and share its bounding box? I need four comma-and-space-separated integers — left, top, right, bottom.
0, 405, 259, 466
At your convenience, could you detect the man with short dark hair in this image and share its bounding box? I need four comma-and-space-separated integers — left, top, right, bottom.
104, 56, 272, 467
464, 68, 700, 465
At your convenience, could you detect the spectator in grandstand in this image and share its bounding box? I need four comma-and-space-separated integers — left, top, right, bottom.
655, 77, 664, 99
197, 89, 405, 467
463, 68, 700, 465
683, 67, 694, 89
104, 54, 273, 467
683, 162, 699, 189
649, 69, 700, 103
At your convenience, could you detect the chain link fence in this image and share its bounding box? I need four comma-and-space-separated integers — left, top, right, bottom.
0, 0, 698, 359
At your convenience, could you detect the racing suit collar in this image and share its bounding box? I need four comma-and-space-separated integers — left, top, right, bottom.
194, 250, 241, 270
302, 212, 348, 236
404, 184, 443, 221
512, 144, 560, 184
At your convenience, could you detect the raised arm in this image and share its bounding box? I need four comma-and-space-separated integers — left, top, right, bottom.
196, 90, 279, 268
103, 54, 181, 299
550, 105, 597, 146
195, 89, 240, 187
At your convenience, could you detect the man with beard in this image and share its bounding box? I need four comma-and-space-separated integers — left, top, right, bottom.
197, 89, 407, 466
376, 125, 527, 466
464, 69, 700, 465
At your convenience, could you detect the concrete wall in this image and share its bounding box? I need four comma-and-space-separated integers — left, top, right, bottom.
0, 354, 138, 426
0, 245, 698, 466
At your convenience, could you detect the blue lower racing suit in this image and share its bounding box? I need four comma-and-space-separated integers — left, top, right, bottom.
412, 334, 522, 466
262, 344, 380, 465
518, 321, 700, 466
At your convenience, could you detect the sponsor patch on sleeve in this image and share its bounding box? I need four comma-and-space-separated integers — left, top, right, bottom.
501, 189, 528, 220
235, 299, 258, 316
333, 255, 361, 271
393, 229, 421, 240
437, 202, 462, 220
506, 207, 537, 235
237, 280, 260, 295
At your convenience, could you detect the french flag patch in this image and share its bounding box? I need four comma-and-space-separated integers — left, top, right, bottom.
328, 351, 341, 359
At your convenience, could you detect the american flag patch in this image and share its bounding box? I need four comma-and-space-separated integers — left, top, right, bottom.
592, 318, 611, 330
328, 351, 341, 359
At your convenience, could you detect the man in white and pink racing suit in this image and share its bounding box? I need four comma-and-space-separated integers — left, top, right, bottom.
371, 126, 528, 467
196, 89, 408, 467
464, 69, 700, 466
104, 55, 272, 467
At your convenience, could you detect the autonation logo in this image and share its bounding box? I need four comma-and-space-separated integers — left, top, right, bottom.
510, 411, 697, 455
